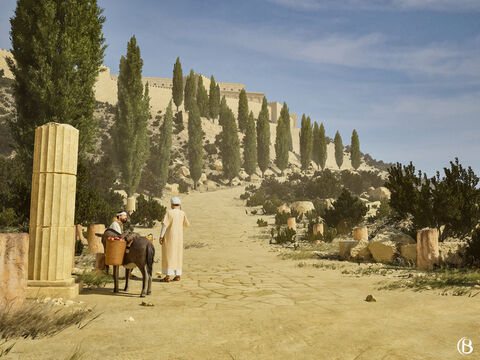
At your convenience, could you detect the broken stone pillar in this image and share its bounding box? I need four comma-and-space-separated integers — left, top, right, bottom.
313, 223, 324, 235
0, 233, 29, 310
27, 123, 80, 299
353, 226, 368, 241
417, 228, 439, 270
287, 217, 296, 231
75, 224, 87, 245
126, 196, 136, 214
87, 224, 105, 254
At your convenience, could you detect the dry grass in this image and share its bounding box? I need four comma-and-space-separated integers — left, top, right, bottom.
76, 271, 113, 288
0, 300, 100, 341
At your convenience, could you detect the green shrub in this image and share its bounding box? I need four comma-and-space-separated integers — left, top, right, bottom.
129, 195, 166, 228
270, 226, 296, 244
304, 219, 323, 242
178, 179, 190, 193
466, 228, 480, 266
204, 143, 217, 155
324, 189, 367, 233
263, 198, 282, 215
250, 209, 258, 215
320, 226, 337, 242
0, 208, 19, 228
257, 218, 268, 227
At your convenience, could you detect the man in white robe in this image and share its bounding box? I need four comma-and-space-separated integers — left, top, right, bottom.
159, 197, 190, 282
109, 211, 127, 234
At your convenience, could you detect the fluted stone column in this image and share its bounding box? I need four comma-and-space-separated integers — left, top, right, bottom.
353, 226, 368, 241
27, 123, 80, 299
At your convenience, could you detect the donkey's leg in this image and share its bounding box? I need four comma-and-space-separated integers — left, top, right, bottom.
139, 265, 147, 298
113, 266, 119, 293
147, 266, 152, 295
124, 268, 130, 292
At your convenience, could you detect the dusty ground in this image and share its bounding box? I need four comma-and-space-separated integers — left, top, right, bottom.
9, 187, 480, 360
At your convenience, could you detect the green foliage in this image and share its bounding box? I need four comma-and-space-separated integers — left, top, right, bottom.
467, 228, 480, 266
0, 69, 4, 78
196, 76, 209, 117
256, 97, 270, 176
178, 179, 190, 193
257, 218, 268, 227
184, 69, 196, 112
334, 130, 343, 169
75, 159, 124, 226
8, 0, 106, 171
339, 170, 384, 195
172, 57, 183, 111
299, 114, 313, 170
237, 89, 249, 133
275, 109, 289, 173
129, 195, 166, 228
351, 129, 361, 170
263, 198, 283, 215
113, 36, 150, 196
324, 189, 367, 232
218, 102, 241, 182
0, 156, 30, 230
318, 123, 327, 170
320, 226, 337, 243
208, 75, 220, 119
173, 111, 184, 134
187, 103, 204, 188
312, 122, 320, 167
76, 271, 113, 287
274, 209, 300, 226
304, 219, 323, 242
385, 158, 480, 240
243, 111, 257, 175
270, 226, 296, 244
204, 143, 217, 155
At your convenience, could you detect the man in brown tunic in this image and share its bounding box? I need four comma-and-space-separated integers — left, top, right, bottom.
159, 197, 190, 282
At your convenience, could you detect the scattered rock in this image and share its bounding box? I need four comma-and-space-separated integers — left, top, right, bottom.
400, 244, 417, 262
367, 187, 391, 201
140, 301, 154, 307
205, 180, 217, 191
249, 174, 261, 183
290, 201, 315, 215
213, 159, 223, 171
263, 169, 274, 177
365, 294, 376, 302
238, 170, 248, 180
176, 166, 190, 177
164, 183, 179, 194
125, 316, 135, 322
350, 239, 372, 261
199, 173, 207, 183
473, 285, 480, 289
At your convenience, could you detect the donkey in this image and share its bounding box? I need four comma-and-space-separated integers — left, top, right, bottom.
102, 229, 155, 297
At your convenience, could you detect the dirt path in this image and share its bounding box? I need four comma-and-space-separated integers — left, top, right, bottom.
11, 187, 480, 359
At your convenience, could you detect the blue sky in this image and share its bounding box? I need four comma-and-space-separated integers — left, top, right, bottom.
1, 0, 479, 175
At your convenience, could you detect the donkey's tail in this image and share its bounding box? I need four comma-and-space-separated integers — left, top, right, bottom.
146, 241, 155, 277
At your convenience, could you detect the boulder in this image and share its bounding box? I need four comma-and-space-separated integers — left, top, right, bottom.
205, 180, 217, 191
367, 187, 391, 201
176, 166, 190, 177
231, 177, 242, 186
199, 173, 207, 183
290, 201, 315, 215
372, 227, 415, 246
238, 170, 248, 180
264, 169, 274, 177
368, 240, 397, 263
350, 239, 371, 261
339, 240, 358, 260
400, 244, 417, 262
213, 159, 223, 171
353, 226, 368, 241
439, 241, 467, 267
249, 174, 261, 183
165, 183, 179, 194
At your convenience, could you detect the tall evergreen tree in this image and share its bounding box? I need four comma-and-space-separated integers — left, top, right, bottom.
158, 101, 174, 188
219, 96, 228, 127
184, 69, 196, 112
7, 0, 106, 169
187, 102, 203, 189
257, 97, 270, 177
275, 111, 289, 175
196, 76, 209, 117
172, 57, 183, 112
208, 75, 220, 119
243, 111, 257, 175
312, 122, 320, 167
216, 84, 221, 110
319, 123, 327, 170
334, 130, 344, 169
219, 102, 241, 183
237, 89, 249, 133
279, 102, 293, 151
113, 36, 150, 196
299, 114, 313, 171
351, 129, 361, 170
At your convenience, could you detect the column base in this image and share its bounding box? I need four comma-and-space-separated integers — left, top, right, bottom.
26, 278, 81, 299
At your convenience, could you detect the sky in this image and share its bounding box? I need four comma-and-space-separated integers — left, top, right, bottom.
0, 0, 479, 175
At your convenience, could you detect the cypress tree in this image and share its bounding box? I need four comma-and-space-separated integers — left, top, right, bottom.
319, 123, 327, 170
184, 69, 196, 112
299, 114, 313, 171
172, 57, 183, 112
243, 111, 257, 175
196, 76, 209, 117
312, 122, 320, 168
219, 96, 228, 127
113, 36, 150, 196
158, 101, 174, 188
237, 89, 249, 133
7, 0, 106, 169
208, 75, 220, 119
279, 102, 292, 152
187, 102, 203, 189
334, 130, 344, 169
216, 84, 221, 110
219, 102, 241, 183
275, 110, 289, 175
351, 129, 361, 170
257, 96, 270, 177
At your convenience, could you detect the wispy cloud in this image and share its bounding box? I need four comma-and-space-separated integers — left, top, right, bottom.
268, 0, 480, 12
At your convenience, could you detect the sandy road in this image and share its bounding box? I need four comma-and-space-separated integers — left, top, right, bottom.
10, 186, 480, 359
